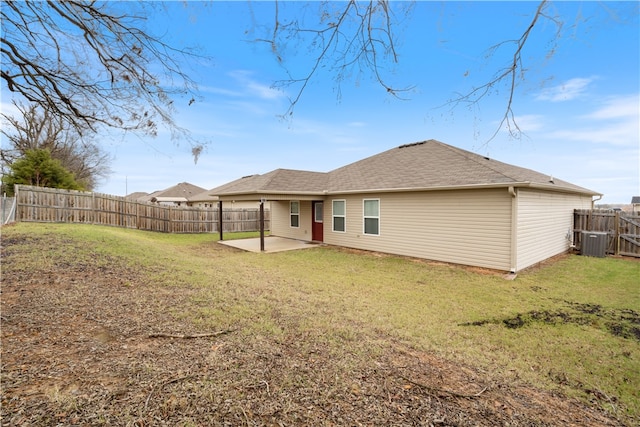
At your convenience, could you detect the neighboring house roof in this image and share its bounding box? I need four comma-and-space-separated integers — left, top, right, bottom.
138, 190, 161, 203
154, 182, 207, 199
125, 192, 149, 200
632, 196, 640, 204
130, 182, 207, 203
212, 140, 600, 197
129, 183, 207, 203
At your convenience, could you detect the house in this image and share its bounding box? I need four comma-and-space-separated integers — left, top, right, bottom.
125, 191, 149, 201
189, 188, 219, 208
210, 140, 600, 272
138, 182, 207, 207
632, 196, 640, 214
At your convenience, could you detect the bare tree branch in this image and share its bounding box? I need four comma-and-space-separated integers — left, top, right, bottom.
445, 0, 561, 142
256, 1, 415, 118
0, 1, 203, 148
261, 0, 567, 144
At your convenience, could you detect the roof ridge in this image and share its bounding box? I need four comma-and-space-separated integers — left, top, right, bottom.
439, 142, 522, 182
260, 169, 281, 188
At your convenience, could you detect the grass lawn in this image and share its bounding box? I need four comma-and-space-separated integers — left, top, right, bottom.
2, 222, 638, 424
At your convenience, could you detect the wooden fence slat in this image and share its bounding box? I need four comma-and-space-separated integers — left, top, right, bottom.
13, 185, 270, 234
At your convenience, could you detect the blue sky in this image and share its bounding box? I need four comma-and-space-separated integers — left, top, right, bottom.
3, 1, 639, 203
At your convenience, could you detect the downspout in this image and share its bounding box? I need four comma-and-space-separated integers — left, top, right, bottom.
509, 186, 518, 273
591, 194, 603, 209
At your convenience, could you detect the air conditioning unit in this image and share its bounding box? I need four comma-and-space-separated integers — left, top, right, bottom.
581, 231, 608, 258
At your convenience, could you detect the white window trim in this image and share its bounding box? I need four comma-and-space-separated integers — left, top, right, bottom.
363, 198, 380, 236
290, 201, 300, 228
332, 199, 346, 233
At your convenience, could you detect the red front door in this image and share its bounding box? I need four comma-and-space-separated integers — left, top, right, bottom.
312, 201, 323, 242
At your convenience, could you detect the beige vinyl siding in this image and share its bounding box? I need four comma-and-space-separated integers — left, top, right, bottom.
324, 189, 513, 271
212, 200, 266, 210
270, 200, 313, 241
515, 189, 592, 270
228, 201, 266, 210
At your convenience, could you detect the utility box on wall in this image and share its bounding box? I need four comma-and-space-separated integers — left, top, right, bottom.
581, 231, 608, 258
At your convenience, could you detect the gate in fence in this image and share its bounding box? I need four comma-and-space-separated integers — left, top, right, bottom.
1, 196, 16, 225
573, 209, 640, 257
619, 214, 640, 257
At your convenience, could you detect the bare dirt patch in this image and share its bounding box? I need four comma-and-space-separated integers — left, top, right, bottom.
462, 301, 640, 343
0, 235, 628, 426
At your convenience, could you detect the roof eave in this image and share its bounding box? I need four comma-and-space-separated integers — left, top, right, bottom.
216, 190, 326, 201
328, 182, 601, 196
215, 182, 601, 199
524, 182, 601, 196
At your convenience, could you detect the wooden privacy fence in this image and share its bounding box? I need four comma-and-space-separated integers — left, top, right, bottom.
13, 185, 270, 234
573, 209, 640, 257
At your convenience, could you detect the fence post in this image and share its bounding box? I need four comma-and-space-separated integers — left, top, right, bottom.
168, 206, 173, 233
259, 200, 265, 251
136, 202, 140, 230
218, 200, 223, 241
614, 211, 620, 255
14, 185, 20, 222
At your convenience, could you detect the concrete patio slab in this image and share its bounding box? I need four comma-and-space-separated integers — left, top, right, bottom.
218, 236, 321, 253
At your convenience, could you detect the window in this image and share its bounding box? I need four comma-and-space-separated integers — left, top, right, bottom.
363, 199, 379, 235
290, 201, 300, 227
332, 200, 346, 232
314, 202, 323, 223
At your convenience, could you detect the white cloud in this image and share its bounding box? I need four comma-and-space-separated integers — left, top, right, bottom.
228, 70, 285, 100
348, 121, 367, 128
542, 94, 639, 146
199, 85, 244, 98
245, 81, 283, 100
546, 119, 638, 146
198, 73, 284, 101
511, 114, 545, 132
0, 101, 20, 117
583, 94, 639, 120
536, 77, 596, 102
223, 99, 273, 116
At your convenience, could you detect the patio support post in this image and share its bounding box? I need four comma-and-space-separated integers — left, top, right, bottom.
218, 200, 223, 241
259, 199, 265, 252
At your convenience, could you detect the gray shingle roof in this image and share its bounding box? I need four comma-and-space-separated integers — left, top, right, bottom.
212, 169, 328, 196
152, 182, 207, 199
632, 196, 640, 204
135, 182, 207, 202
125, 191, 149, 200
211, 140, 599, 197
189, 188, 219, 202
